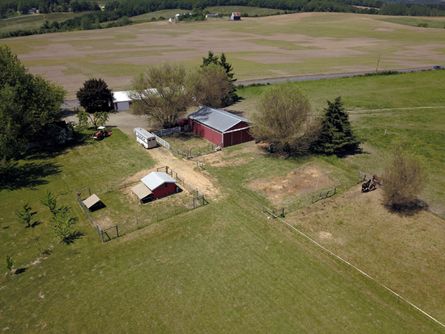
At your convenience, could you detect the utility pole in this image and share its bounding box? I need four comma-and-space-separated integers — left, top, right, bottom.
376, 55, 381, 73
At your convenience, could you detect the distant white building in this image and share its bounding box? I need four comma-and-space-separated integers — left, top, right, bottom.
113, 91, 133, 111
112, 89, 157, 112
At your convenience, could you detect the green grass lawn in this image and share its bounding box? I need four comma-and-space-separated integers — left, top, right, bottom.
380, 16, 445, 29
0, 12, 85, 35
1, 72, 445, 332
236, 70, 445, 215
130, 9, 189, 23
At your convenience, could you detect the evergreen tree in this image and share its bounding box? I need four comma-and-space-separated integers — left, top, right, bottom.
219, 53, 239, 104
201, 51, 239, 106
311, 97, 360, 155
201, 51, 219, 67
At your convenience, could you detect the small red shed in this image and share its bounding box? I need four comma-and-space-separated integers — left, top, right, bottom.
140, 172, 178, 200
188, 106, 253, 147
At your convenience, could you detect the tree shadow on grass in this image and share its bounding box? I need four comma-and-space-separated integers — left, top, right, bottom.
25, 132, 92, 160
0, 161, 61, 190
62, 231, 84, 245
385, 199, 429, 216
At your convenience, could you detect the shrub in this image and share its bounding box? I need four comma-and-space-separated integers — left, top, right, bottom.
383, 152, 425, 211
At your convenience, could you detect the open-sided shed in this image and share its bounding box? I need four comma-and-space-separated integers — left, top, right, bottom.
188, 106, 253, 147
82, 194, 105, 211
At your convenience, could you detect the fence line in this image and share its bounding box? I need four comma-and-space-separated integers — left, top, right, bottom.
311, 187, 337, 203
153, 126, 182, 137
275, 215, 445, 329
153, 134, 171, 150
77, 165, 209, 242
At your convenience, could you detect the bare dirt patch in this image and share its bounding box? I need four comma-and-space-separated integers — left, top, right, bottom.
248, 163, 335, 207
148, 147, 220, 199
198, 142, 260, 167
95, 215, 114, 229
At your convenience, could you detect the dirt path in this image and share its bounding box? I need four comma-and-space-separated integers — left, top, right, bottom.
148, 147, 220, 199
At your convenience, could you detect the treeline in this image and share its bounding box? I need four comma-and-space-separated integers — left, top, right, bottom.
380, 2, 445, 15
0, 0, 99, 18
0, 11, 130, 38
102, 0, 445, 16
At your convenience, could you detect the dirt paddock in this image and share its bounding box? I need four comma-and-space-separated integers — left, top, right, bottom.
248, 163, 335, 207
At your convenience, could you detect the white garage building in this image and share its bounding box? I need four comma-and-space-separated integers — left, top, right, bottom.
113, 91, 133, 112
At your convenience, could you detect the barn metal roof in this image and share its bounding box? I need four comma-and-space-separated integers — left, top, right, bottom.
141, 172, 176, 191
188, 106, 248, 133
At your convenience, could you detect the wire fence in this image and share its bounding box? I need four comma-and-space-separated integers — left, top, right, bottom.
170, 143, 218, 159
76, 166, 209, 243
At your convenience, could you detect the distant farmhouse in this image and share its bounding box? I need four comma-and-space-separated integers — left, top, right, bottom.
188, 106, 252, 147
230, 12, 241, 20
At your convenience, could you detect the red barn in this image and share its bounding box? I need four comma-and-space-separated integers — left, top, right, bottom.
188, 106, 253, 147
139, 172, 178, 201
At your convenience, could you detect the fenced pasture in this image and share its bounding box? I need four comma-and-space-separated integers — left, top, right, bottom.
2, 72, 445, 332
76, 165, 208, 242
154, 130, 218, 159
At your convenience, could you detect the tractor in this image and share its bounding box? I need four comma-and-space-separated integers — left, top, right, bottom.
361, 175, 381, 193
92, 126, 112, 140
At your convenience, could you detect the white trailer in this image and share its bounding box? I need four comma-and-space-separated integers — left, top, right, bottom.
134, 128, 157, 149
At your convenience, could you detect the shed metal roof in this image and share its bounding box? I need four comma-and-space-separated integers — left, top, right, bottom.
82, 194, 102, 209
131, 182, 152, 200
141, 172, 176, 191
188, 106, 248, 133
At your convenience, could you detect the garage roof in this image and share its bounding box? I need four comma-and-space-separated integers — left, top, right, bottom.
141, 172, 176, 191
113, 89, 158, 103
188, 106, 248, 133
113, 91, 133, 103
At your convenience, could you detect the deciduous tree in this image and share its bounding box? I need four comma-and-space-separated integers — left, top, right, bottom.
251, 86, 315, 154
0, 46, 65, 164
201, 51, 239, 105
187, 65, 232, 108
76, 78, 114, 128
16, 203, 36, 228
383, 151, 425, 211
132, 63, 191, 128
51, 206, 78, 244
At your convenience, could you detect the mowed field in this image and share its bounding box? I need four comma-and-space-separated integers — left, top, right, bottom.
1, 71, 445, 332
0, 12, 85, 34
3, 12, 445, 97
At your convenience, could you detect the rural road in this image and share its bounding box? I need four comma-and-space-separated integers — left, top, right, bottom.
235, 66, 441, 86
62, 66, 442, 109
